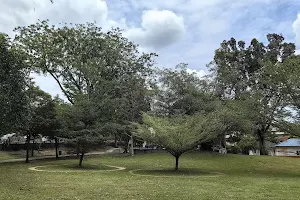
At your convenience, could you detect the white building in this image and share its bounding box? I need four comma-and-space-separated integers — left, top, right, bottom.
275, 139, 300, 156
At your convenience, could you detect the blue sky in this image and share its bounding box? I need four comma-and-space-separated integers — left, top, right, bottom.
1, 0, 300, 100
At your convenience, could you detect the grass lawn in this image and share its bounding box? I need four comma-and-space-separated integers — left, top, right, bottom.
0, 149, 72, 161
0, 151, 24, 160
0, 150, 57, 161
0, 147, 112, 161
0, 152, 300, 200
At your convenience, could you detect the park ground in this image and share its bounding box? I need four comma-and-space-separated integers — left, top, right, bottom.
0, 152, 300, 200
0, 147, 113, 161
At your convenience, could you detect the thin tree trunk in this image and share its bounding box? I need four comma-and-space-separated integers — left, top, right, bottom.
31, 139, 35, 157
130, 135, 134, 156
222, 133, 227, 148
175, 156, 179, 171
55, 137, 59, 159
114, 134, 118, 148
25, 133, 30, 163
79, 152, 85, 167
124, 138, 128, 153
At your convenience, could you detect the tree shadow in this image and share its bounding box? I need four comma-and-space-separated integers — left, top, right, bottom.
133, 168, 220, 177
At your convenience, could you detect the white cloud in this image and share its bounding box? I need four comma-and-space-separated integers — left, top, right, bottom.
125, 10, 185, 49
0, 0, 125, 100
293, 13, 300, 47
30, 73, 64, 98
0, 0, 126, 37
186, 68, 207, 79
1, 0, 299, 99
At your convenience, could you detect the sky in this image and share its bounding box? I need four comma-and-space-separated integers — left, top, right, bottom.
1, 0, 300, 99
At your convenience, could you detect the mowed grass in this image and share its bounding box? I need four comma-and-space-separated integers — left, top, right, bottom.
0, 149, 69, 161
1, 153, 300, 200
0, 151, 24, 160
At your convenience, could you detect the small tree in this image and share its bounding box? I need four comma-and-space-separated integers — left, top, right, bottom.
135, 113, 220, 170
57, 97, 105, 167
65, 132, 103, 167
236, 136, 259, 154
24, 85, 60, 161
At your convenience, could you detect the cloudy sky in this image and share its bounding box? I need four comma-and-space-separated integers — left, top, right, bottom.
1, 0, 300, 99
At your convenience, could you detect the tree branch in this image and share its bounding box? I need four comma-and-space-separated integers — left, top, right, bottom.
47, 69, 74, 104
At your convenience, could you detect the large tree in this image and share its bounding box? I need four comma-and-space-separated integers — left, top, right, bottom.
0, 33, 28, 134
209, 34, 297, 155
135, 113, 221, 170
13, 20, 156, 105
14, 21, 156, 151
153, 63, 215, 116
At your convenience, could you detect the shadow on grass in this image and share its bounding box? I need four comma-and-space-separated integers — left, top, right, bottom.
221, 169, 300, 179
43, 164, 114, 171
131, 168, 221, 177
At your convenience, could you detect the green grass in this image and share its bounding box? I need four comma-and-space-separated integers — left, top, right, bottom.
0, 152, 300, 199
0, 149, 69, 161
35, 163, 116, 171
132, 168, 214, 177
0, 151, 24, 160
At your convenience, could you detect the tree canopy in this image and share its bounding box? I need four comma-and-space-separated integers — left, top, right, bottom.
209, 33, 299, 154
135, 113, 221, 170
153, 63, 215, 116
14, 20, 158, 162
0, 33, 28, 134
14, 20, 156, 105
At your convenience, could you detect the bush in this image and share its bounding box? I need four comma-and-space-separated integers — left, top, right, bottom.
236, 136, 258, 154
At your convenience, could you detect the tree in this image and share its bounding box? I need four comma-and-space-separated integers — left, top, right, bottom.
212, 99, 254, 148
209, 34, 297, 155
235, 136, 259, 154
0, 33, 28, 135
153, 63, 215, 116
24, 85, 61, 161
57, 97, 104, 167
14, 21, 157, 153
13, 20, 156, 105
135, 113, 221, 170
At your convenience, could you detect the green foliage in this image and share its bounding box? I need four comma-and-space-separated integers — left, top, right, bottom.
235, 136, 259, 154
135, 113, 221, 157
0, 33, 28, 134
26, 85, 61, 138
153, 63, 215, 116
13, 20, 156, 106
214, 99, 254, 135
209, 33, 298, 154
278, 121, 300, 137
14, 21, 157, 150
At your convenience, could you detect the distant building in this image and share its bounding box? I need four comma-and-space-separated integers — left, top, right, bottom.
275, 139, 300, 156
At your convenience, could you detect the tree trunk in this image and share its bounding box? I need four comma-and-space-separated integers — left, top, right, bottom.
175, 156, 179, 171
114, 134, 118, 148
55, 137, 59, 159
130, 135, 134, 156
79, 152, 85, 167
31, 139, 35, 157
222, 133, 227, 148
123, 138, 128, 153
258, 134, 268, 155
25, 133, 30, 163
